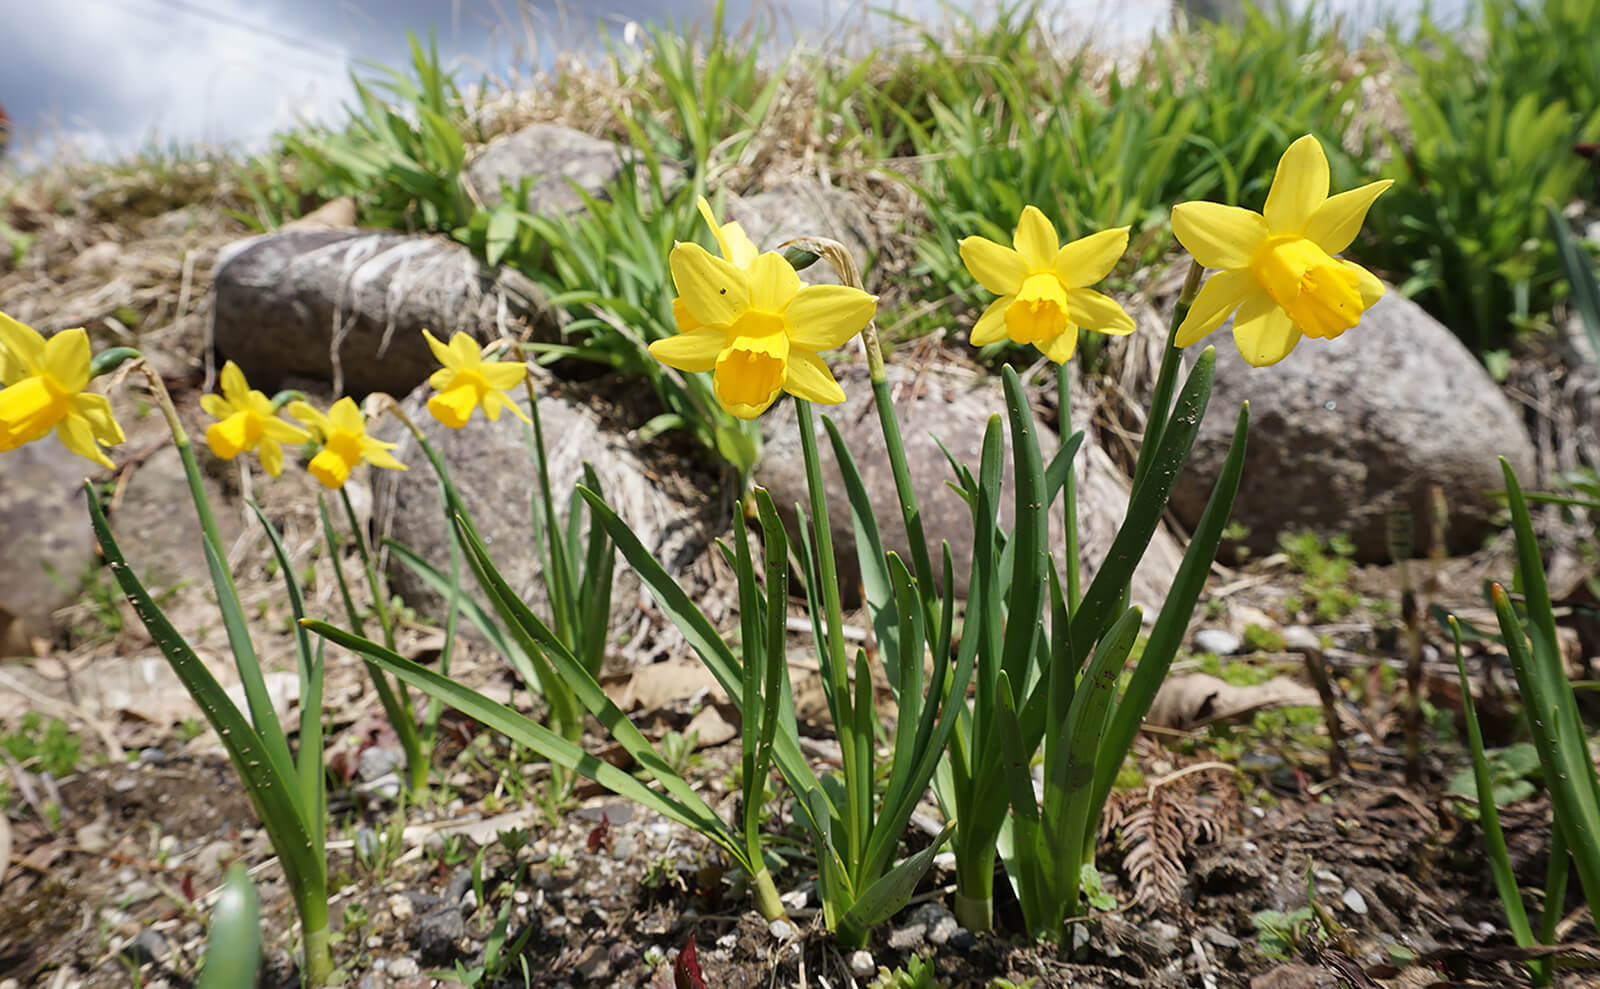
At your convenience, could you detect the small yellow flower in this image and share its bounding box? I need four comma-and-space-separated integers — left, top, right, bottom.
287, 397, 406, 490
200, 361, 310, 477
0, 311, 124, 469
958, 206, 1136, 363
650, 209, 877, 420
422, 330, 531, 429
1172, 135, 1394, 367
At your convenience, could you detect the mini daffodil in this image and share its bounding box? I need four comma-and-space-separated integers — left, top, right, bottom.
423, 330, 530, 429
958, 206, 1136, 363
0, 311, 124, 469
200, 361, 310, 478
1172, 134, 1394, 367
288, 397, 406, 490
651, 223, 877, 420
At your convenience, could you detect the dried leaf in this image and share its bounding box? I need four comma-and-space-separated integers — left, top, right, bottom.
1147, 673, 1320, 730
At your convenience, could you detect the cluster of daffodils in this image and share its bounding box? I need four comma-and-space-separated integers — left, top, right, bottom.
644, 134, 1391, 418
0, 135, 1390, 472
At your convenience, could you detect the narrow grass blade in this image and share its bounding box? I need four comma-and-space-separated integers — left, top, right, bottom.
246, 501, 324, 861
823, 415, 899, 683
1450, 617, 1546, 982
86, 485, 319, 902
304, 620, 744, 860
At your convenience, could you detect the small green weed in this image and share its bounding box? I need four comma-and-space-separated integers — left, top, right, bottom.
1279, 531, 1360, 622
2, 712, 84, 778
870, 956, 946, 989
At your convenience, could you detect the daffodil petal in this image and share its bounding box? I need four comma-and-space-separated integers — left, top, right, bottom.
428, 367, 455, 391
448, 332, 481, 367
784, 285, 876, 352
1231, 293, 1301, 367
219, 361, 249, 406
262, 416, 310, 443
1263, 135, 1330, 234
746, 252, 801, 312
72, 393, 124, 445
200, 393, 232, 419
1013, 206, 1059, 271
56, 415, 116, 469
43, 329, 91, 393
1305, 179, 1394, 256
723, 222, 759, 269
361, 441, 406, 471
479, 362, 526, 390
288, 401, 330, 437
1339, 259, 1386, 309
327, 397, 365, 434
783, 349, 846, 405
0, 311, 46, 375
1039, 325, 1080, 364
969, 296, 1011, 347
1171, 202, 1270, 270
423, 329, 455, 367
671, 242, 750, 325
1053, 227, 1129, 289
959, 236, 1027, 295
1065, 288, 1134, 335
650, 326, 728, 373
1174, 269, 1257, 348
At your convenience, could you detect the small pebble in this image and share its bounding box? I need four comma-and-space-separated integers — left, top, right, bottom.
610, 836, 639, 861
138, 747, 167, 765
716, 933, 738, 951
768, 919, 795, 939
847, 950, 875, 978
779, 888, 810, 911
1282, 625, 1320, 651
950, 927, 977, 950
1342, 888, 1368, 916
1194, 628, 1243, 656
119, 929, 168, 967
387, 957, 419, 979
932, 851, 956, 873
387, 893, 414, 921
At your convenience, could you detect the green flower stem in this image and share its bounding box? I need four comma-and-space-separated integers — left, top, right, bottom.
1131, 260, 1203, 497
338, 485, 427, 797
750, 866, 784, 922
518, 355, 576, 649
1058, 363, 1079, 610
794, 397, 865, 870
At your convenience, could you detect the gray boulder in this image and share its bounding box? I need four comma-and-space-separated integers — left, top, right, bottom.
373, 377, 719, 668
211, 231, 547, 396
0, 443, 98, 653
1170, 290, 1537, 561
466, 124, 678, 215
754, 362, 1184, 612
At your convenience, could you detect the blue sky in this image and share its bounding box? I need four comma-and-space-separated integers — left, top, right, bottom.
0, 0, 1172, 160
2, 0, 1464, 162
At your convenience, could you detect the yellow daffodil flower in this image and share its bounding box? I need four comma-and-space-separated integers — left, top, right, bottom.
423, 330, 530, 429
0, 311, 124, 468
1172, 134, 1394, 367
670, 197, 760, 338
958, 206, 1136, 363
288, 397, 406, 489
200, 361, 310, 478
651, 227, 877, 420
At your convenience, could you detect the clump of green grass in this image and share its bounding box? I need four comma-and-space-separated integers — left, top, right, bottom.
1279, 531, 1360, 622
1357, 0, 1600, 358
